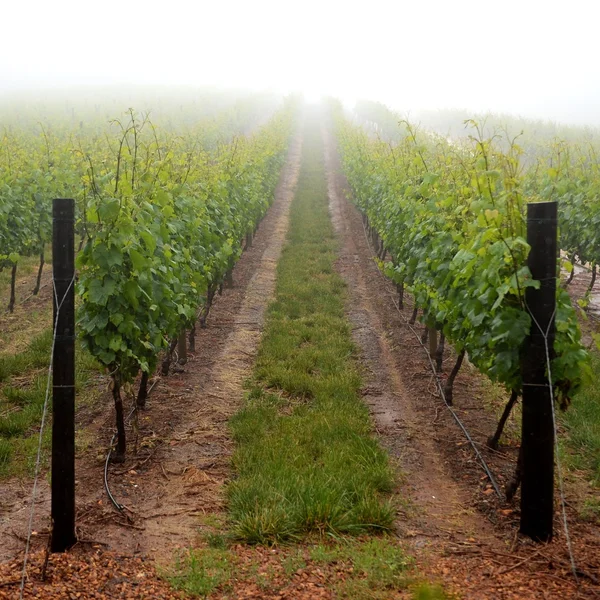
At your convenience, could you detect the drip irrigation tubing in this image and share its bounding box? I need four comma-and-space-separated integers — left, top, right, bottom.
19, 275, 76, 599
103, 377, 160, 515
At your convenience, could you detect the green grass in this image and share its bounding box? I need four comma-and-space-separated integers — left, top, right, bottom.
168, 537, 414, 599
0, 328, 53, 383
169, 120, 421, 597
0, 328, 102, 479
281, 548, 306, 577
310, 537, 411, 598
561, 349, 600, 486
412, 582, 452, 600
335, 538, 409, 589
579, 496, 600, 523
307, 538, 451, 600
168, 548, 234, 598
0, 438, 12, 469
558, 349, 600, 523
226, 122, 395, 543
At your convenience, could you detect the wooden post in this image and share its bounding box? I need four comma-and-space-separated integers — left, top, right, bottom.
178, 330, 187, 365
51, 198, 77, 552
428, 328, 437, 358
520, 201, 557, 542
8, 263, 17, 313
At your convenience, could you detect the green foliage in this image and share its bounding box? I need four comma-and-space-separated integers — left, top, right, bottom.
526, 140, 600, 278
0, 125, 80, 284
334, 101, 588, 402
0, 96, 294, 387
76, 105, 294, 384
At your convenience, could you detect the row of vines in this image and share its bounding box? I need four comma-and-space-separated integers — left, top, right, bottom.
354, 100, 600, 299
525, 143, 600, 292
332, 102, 588, 468
1, 97, 295, 460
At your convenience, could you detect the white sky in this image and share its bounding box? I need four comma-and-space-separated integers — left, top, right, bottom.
1, 0, 599, 124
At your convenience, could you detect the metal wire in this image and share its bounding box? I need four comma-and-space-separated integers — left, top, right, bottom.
526, 301, 579, 583
19, 274, 76, 599
359, 217, 502, 498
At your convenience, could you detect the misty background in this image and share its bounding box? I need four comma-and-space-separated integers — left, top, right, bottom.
0, 0, 598, 126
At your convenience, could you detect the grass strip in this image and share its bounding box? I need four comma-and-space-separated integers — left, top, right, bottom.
559, 349, 600, 522
168, 548, 234, 597
562, 350, 600, 483
0, 328, 100, 478
167, 534, 450, 599
226, 119, 395, 543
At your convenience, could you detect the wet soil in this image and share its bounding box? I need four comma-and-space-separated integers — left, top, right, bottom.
1, 120, 599, 599
0, 134, 302, 566
322, 126, 600, 599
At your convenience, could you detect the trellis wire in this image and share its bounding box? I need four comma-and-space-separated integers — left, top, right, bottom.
527, 302, 578, 583
359, 215, 502, 497
19, 274, 76, 599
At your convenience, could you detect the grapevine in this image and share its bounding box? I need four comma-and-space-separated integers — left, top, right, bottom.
333, 103, 588, 408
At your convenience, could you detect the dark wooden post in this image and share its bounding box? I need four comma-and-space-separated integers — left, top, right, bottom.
178, 330, 187, 365
520, 201, 557, 542
51, 198, 77, 552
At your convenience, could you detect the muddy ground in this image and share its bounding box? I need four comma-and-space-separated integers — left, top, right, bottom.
0, 121, 598, 599
0, 134, 301, 562
322, 126, 599, 599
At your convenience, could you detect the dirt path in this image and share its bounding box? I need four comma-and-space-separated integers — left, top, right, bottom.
323, 126, 497, 545
0, 133, 302, 564
322, 126, 598, 599
2, 117, 598, 599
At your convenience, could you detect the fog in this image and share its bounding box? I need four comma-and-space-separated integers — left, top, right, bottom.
1, 0, 599, 125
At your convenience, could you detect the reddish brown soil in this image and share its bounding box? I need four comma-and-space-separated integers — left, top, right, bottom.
322, 126, 600, 599
0, 549, 182, 600
1, 121, 599, 599
0, 135, 302, 594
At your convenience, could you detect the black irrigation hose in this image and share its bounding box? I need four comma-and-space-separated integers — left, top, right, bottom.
104, 430, 126, 514
358, 215, 503, 498
402, 313, 503, 498
104, 405, 137, 515
104, 377, 160, 514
